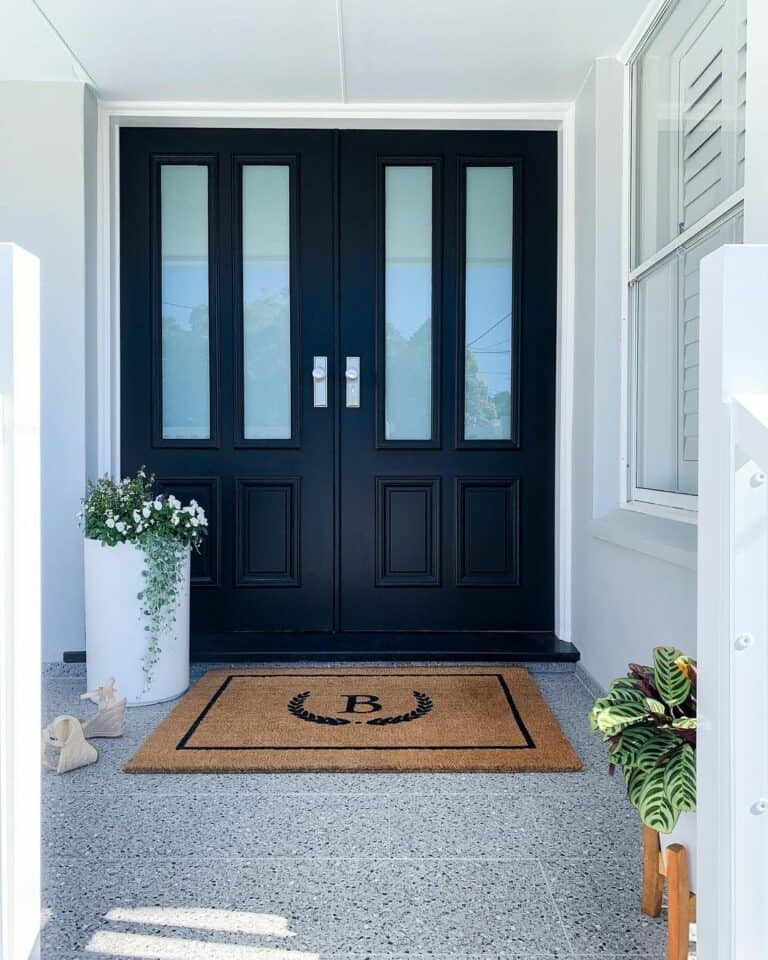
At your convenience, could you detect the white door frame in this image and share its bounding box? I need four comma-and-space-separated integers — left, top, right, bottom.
95, 100, 575, 643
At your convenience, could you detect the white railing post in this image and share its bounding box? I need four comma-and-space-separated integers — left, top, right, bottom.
0, 244, 41, 960
698, 244, 768, 960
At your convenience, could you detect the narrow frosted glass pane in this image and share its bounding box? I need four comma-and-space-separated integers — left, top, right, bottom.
464, 166, 514, 441
243, 165, 291, 440
385, 166, 432, 440
161, 165, 210, 439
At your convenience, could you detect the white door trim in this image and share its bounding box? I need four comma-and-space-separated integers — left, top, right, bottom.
95, 100, 575, 643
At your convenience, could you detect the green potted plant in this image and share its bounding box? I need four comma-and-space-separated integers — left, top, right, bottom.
79, 468, 207, 705
589, 646, 697, 889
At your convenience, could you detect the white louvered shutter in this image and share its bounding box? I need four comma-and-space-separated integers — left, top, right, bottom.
669, 1, 746, 494
676, 1, 746, 234
677, 212, 743, 494
736, 13, 747, 178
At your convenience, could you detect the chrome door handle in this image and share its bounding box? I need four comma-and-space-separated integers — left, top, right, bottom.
312, 356, 328, 408
345, 357, 360, 408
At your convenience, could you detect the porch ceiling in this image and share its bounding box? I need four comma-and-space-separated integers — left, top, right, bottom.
19, 0, 648, 103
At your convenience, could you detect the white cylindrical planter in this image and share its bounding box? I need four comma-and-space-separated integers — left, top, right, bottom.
84, 538, 190, 706
660, 811, 697, 893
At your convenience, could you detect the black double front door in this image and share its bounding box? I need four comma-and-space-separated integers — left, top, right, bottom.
120, 128, 557, 657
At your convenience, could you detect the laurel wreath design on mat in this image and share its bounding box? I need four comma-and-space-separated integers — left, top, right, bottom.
286, 690, 434, 726
366, 691, 433, 725
287, 692, 351, 725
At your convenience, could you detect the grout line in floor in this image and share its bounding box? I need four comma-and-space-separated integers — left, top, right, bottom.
535, 857, 578, 957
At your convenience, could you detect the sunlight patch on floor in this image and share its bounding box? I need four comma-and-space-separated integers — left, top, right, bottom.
104, 908, 296, 937
85, 931, 319, 960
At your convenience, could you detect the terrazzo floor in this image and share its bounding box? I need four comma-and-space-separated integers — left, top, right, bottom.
42, 663, 666, 960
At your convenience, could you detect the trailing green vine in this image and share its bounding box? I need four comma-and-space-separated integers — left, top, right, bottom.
79, 468, 207, 691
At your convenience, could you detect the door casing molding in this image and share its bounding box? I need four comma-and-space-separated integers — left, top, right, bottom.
95, 99, 575, 643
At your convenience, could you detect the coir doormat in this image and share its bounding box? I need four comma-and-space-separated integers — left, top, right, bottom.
124, 667, 583, 774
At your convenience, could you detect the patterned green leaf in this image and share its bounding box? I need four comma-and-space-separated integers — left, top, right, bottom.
608, 724, 656, 768
645, 698, 667, 715
609, 688, 646, 705
627, 767, 645, 809
637, 764, 678, 833
664, 743, 696, 813
653, 646, 691, 708
672, 717, 697, 730
609, 676, 641, 692
636, 734, 681, 772
595, 686, 646, 710
593, 702, 648, 736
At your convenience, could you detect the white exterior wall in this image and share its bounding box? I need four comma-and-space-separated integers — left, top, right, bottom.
571, 58, 698, 690
0, 82, 90, 661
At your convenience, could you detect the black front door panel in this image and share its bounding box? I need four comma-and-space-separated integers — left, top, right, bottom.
120, 128, 557, 653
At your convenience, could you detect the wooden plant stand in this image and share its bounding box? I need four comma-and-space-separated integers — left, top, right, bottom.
641, 825, 696, 960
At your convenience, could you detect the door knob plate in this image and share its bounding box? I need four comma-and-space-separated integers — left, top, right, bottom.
312, 356, 328, 408
345, 356, 360, 408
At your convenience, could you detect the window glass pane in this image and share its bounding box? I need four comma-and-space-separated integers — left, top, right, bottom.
385, 166, 433, 440
636, 208, 742, 496
242, 165, 291, 440
160, 165, 210, 440
464, 166, 514, 441
633, 0, 747, 266
636, 256, 679, 493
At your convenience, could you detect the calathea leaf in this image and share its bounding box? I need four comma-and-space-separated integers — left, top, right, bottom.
609, 724, 656, 768
609, 676, 641, 692
645, 698, 667, 715
637, 764, 678, 833
671, 717, 697, 730
627, 767, 645, 809
664, 743, 696, 813
606, 687, 646, 705
653, 646, 691, 708
636, 734, 681, 772
594, 702, 648, 736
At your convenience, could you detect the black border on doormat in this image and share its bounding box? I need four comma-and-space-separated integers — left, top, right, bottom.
176, 673, 536, 751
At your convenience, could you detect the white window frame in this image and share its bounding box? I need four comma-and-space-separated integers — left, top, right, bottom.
620, 0, 745, 521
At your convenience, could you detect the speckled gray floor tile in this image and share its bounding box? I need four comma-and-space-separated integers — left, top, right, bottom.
44, 857, 573, 957
41, 667, 665, 960
541, 858, 666, 955
389, 793, 639, 862
44, 792, 390, 860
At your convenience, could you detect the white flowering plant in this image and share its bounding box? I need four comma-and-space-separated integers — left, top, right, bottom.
79, 468, 208, 687
79, 468, 207, 548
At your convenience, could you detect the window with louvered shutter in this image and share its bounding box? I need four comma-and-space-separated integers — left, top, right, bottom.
677, 4, 746, 233
678, 211, 742, 491
629, 0, 746, 508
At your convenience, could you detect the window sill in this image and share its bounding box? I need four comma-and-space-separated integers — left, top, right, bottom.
591, 508, 697, 571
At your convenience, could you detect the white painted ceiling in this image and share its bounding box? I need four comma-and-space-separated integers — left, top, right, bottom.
9, 0, 649, 102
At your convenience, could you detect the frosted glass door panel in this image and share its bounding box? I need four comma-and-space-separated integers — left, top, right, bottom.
384, 166, 433, 440
242, 165, 292, 440
464, 166, 514, 441
160, 165, 211, 439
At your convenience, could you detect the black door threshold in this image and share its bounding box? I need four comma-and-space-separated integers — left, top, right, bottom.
65, 632, 579, 665
188, 631, 579, 663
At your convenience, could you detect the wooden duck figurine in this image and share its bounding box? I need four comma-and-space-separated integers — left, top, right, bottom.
42, 715, 98, 774
80, 677, 127, 738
